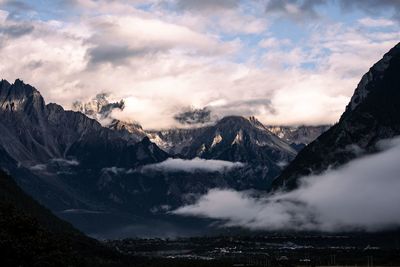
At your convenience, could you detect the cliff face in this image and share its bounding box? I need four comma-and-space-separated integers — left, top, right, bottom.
273, 42, 400, 190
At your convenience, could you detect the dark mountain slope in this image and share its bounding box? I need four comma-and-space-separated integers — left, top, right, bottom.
0, 79, 168, 211
47, 103, 168, 168
0, 167, 77, 234
0, 79, 168, 168
273, 42, 400, 190
0, 169, 132, 266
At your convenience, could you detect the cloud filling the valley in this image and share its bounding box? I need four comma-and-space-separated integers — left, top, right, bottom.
174, 137, 400, 232
142, 157, 245, 173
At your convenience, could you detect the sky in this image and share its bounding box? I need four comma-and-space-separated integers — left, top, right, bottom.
0, 0, 399, 129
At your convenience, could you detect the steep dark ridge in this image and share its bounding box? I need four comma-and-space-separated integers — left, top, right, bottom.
0, 79, 46, 118
46, 103, 168, 168
0, 79, 169, 212
273, 42, 400, 190
0, 79, 168, 168
0, 79, 61, 163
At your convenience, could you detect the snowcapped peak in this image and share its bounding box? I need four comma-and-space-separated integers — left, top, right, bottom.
72, 93, 124, 121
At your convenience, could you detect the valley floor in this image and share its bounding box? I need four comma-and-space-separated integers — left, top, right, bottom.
105, 233, 400, 267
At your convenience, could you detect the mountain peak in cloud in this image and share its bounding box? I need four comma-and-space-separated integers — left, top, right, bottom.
173, 106, 213, 125
72, 93, 125, 120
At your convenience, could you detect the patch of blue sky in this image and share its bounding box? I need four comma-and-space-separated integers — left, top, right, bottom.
1, 0, 74, 21
316, 1, 363, 24
135, 2, 155, 12
268, 18, 308, 45
300, 62, 317, 70
220, 33, 266, 64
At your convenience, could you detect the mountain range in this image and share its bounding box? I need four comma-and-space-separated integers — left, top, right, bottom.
0, 79, 328, 237
72, 93, 328, 152
1, 42, 398, 240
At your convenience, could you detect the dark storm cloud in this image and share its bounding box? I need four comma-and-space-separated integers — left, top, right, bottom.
339, 0, 400, 11
0, 0, 32, 11
174, 107, 212, 125
175, 0, 240, 11
0, 24, 34, 38
173, 99, 274, 126
87, 45, 153, 66
266, 0, 400, 20
26, 60, 43, 70
339, 0, 400, 20
265, 0, 326, 19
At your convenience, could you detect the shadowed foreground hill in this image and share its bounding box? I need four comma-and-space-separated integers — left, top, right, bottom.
0, 168, 234, 266
0, 168, 128, 266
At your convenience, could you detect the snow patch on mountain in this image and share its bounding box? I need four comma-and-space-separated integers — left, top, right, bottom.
211, 134, 223, 148
231, 130, 243, 145
267, 125, 330, 145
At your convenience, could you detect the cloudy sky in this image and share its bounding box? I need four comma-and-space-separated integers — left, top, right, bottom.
0, 0, 399, 129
